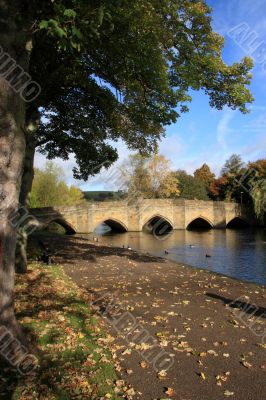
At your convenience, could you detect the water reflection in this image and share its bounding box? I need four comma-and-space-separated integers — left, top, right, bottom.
87, 225, 266, 286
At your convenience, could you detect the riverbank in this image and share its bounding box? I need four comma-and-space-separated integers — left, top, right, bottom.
27, 234, 266, 400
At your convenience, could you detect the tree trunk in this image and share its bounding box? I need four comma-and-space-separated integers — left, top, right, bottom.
15, 113, 38, 274
0, 84, 26, 327
0, 0, 30, 329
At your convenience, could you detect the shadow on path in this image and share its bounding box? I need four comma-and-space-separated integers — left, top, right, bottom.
206, 292, 266, 318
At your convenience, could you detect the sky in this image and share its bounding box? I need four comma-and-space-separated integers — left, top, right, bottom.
35, 0, 266, 191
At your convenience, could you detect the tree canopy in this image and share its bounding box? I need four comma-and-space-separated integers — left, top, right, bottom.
221, 154, 245, 176
26, 0, 254, 180
194, 164, 215, 189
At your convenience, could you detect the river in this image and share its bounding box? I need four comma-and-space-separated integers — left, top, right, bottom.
89, 225, 266, 286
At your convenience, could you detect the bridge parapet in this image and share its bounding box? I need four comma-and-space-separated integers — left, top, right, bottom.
29, 199, 256, 234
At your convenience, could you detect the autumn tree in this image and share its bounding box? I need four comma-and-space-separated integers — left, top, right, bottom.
247, 159, 266, 178
193, 163, 215, 195
208, 176, 228, 200
121, 154, 180, 199
0, 1, 254, 334
147, 156, 180, 198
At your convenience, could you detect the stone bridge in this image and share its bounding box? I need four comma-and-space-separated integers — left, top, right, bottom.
29, 199, 255, 234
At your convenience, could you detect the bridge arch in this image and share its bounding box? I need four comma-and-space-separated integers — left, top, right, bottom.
226, 217, 250, 228
142, 214, 173, 235
186, 216, 213, 230
44, 218, 76, 235
94, 218, 128, 232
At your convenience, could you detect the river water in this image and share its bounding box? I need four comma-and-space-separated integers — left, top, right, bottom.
90, 226, 266, 286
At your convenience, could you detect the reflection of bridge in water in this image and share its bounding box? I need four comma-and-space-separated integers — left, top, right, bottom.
30, 199, 255, 234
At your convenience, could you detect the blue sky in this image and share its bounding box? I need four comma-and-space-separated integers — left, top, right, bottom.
35, 0, 266, 190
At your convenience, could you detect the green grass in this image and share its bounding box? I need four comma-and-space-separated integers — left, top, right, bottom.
1, 263, 123, 400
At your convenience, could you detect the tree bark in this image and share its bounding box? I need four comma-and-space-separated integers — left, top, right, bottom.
0, 0, 30, 329
0, 85, 26, 327
15, 111, 39, 274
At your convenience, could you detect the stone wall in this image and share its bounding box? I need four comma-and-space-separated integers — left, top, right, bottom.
30, 199, 255, 233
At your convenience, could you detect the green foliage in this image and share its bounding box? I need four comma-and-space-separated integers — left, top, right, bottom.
63, 9, 77, 19
245, 160, 266, 221
176, 170, 209, 200
29, 162, 84, 207
250, 179, 266, 222
221, 154, 245, 176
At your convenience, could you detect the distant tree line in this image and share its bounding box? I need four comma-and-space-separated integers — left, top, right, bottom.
209, 155, 266, 222
120, 154, 266, 221
83, 191, 126, 202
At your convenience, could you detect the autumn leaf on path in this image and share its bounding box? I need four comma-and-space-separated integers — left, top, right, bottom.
240, 360, 252, 368
224, 390, 234, 396
158, 370, 167, 379
140, 361, 148, 368
199, 372, 206, 380
165, 387, 176, 396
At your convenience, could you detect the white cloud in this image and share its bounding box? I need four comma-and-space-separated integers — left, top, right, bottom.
216, 109, 234, 150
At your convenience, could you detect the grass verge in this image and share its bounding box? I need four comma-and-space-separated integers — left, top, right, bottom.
0, 263, 124, 400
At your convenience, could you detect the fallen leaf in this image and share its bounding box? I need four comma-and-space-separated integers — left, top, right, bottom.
224, 390, 234, 396
199, 352, 207, 357
200, 372, 206, 380
165, 387, 176, 396
256, 343, 266, 349
158, 370, 167, 379
126, 388, 136, 396
122, 348, 132, 355
140, 361, 148, 368
241, 360, 252, 369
